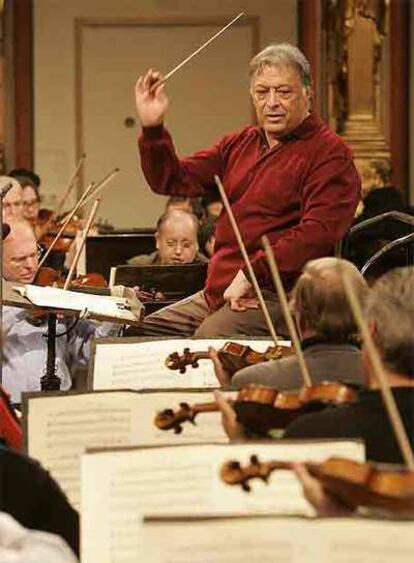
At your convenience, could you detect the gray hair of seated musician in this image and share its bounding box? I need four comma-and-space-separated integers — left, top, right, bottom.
249, 43, 312, 88
366, 266, 414, 377
289, 257, 368, 341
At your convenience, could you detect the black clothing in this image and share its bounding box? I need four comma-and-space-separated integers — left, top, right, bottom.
284, 387, 414, 463
0, 446, 79, 555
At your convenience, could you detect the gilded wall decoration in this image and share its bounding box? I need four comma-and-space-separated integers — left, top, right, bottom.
323, 0, 391, 187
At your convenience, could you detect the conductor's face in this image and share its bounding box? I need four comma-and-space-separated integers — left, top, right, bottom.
251, 63, 311, 147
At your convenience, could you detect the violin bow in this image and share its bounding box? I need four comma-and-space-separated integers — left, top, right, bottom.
39, 154, 86, 237
341, 267, 414, 470
150, 12, 244, 91
54, 153, 86, 218
36, 181, 96, 272
58, 167, 119, 225
214, 175, 281, 346
262, 236, 312, 386
63, 198, 101, 290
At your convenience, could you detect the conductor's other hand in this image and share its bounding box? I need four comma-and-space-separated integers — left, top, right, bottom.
223, 269, 257, 312
135, 69, 169, 127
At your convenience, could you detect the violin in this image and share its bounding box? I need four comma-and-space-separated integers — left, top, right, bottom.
166, 342, 293, 376
220, 454, 414, 515
0, 385, 22, 451
34, 266, 107, 290
154, 382, 358, 435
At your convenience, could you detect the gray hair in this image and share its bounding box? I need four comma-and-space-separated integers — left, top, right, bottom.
366, 267, 414, 377
290, 257, 368, 340
249, 43, 312, 87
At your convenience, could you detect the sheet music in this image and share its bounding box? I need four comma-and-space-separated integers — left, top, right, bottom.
140, 517, 414, 563
92, 338, 288, 390
14, 284, 135, 321
81, 440, 364, 562
26, 390, 230, 508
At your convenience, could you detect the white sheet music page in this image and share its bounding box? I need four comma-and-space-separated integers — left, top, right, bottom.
92, 338, 288, 390
81, 440, 364, 563
26, 390, 230, 508
14, 284, 135, 321
141, 516, 414, 563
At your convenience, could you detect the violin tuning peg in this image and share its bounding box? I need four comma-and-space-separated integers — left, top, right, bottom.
174, 424, 183, 435
242, 482, 251, 493
250, 455, 259, 465
179, 367, 186, 374
229, 461, 241, 470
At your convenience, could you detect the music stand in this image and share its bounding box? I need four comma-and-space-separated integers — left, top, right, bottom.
112, 263, 208, 314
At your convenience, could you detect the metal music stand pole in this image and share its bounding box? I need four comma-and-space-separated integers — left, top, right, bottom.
40, 312, 61, 391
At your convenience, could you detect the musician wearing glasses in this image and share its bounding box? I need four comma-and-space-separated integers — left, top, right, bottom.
134, 43, 360, 338
1, 220, 120, 404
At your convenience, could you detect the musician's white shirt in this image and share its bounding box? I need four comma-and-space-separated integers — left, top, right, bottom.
0, 512, 78, 563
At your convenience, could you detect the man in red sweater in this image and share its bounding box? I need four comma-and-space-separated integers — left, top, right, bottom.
134, 43, 360, 337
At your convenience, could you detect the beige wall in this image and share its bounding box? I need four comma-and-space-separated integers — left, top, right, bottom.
34, 0, 297, 225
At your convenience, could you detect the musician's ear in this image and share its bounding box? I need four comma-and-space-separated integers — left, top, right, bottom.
155, 232, 160, 251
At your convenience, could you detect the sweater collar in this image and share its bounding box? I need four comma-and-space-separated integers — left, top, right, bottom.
301, 335, 360, 350
258, 112, 323, 146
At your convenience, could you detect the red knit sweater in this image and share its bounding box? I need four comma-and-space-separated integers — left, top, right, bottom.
138, 113, 360, 309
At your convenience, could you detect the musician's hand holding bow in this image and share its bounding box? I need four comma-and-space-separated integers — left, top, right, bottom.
293, 463, 353, 517
214, 390, 244, 442
208, 347, 232, 387
135, 69, 169, 127
223, 270, 257, 312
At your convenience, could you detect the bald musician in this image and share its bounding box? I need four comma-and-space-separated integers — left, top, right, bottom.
2, 220, 120, 403
134, 43, 360, 338
128, 209, 208, 266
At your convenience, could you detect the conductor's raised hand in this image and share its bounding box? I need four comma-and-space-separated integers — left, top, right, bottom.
135, 69, 169, 127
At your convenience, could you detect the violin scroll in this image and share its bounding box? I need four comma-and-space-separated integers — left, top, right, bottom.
165, 348, 201, 373
220, 455, 287, 492
220, 455, 276, 492
154, 402, 197, 434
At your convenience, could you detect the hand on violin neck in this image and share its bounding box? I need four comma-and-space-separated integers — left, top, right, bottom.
214, 390, 244, 442
223, 269, 257, 312
208, 346, 231, 387
292, 463, 353, 517
135, 69, 169, 127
